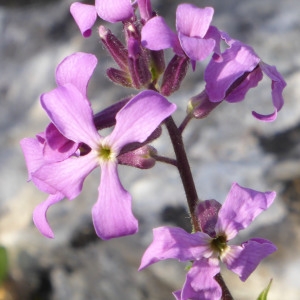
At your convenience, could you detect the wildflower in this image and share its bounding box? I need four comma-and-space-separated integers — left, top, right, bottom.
21, 52, 176, 240
205, 32, 286, 121
140, 183, 277, 299
141, 4, 220, 64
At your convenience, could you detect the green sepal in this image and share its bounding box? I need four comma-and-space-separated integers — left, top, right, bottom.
257, 279, 273, 300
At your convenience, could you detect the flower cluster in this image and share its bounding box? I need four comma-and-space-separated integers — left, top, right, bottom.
20, 0, 286, 299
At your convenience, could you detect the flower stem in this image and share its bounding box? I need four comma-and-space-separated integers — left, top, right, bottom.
164, 116, 200, 231
214, 273, 234, 300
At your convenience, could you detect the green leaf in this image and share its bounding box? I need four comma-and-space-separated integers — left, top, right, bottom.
257, 279, 273, 300
0, 246, 9, 285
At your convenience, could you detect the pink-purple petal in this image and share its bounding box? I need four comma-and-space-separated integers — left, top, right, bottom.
107, 90, 176, 152
70, 3, 97, 38
20, 137, 46, 180
205, 41, 260, 102
215, 183, 276, 240
95, 0, 133, 23
141, 16, 181, 54
33, 193, 64, 238
139, 227, 212, 270
32, 152, 98, 200
180, 259, 221, 300
55, 52, 98, 98
43, 123, 78, 162
41, 84, 101, 148
178, 33, 215, 61
92, 162, 138, 240
222, 239, 277, 281
176, 4, 214, 38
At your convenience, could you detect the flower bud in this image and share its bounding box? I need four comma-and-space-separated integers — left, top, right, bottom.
118, 145, 157, 169
99, 25, 129, 71
106, 68, 133, 88
188, 90, 221, 119
161, 55, 190, 96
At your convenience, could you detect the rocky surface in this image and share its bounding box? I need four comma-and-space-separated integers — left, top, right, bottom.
1, 0, 300, 299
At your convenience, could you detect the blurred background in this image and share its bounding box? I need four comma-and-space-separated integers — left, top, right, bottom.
1, 0, 300, 299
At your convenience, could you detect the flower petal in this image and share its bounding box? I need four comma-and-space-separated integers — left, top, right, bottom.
176, 4, 214, 38
196, 199, 221, 237
139, 227, 212, 270
20, 137, 45, 180
41, 84, 101, 148
205, 41, 260, 102
222, 238, 277, 281
180, 259, 221, 300
107, 90, 176, 151
225, 66, 263, 103
33, 152, 98, 200
179, 33, 215, 61
95, 0, 133, 23
43, 123, 78, 162
141, 16, 183, 55
215, 183, 276, 240
252, 62, 286, 122
92, 162, 138, 240
70, 3, 97, 37
33, 193, 64, 238
55, 52, 98, 98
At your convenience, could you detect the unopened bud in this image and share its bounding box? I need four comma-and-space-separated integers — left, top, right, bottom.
118, 145, 157, 169
106, 68, 133, 88
188, 90, 221, 119
99, 25, 129, 71
161, 55, 190, 96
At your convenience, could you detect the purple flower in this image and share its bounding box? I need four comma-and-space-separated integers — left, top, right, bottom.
205, 32, 286, 121
141, 4, 219, 64
21, 52, 176, 240
70, 0, 135, 34
139, 183, 277, 299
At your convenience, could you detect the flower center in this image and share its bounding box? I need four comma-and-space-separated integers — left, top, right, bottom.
97, 144, 116, 162
210, 235, 228, 254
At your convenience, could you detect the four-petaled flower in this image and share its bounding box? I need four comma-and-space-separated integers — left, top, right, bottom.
139, 183, 277, 300
21, 52, 176, 240
141, 4, 220, 66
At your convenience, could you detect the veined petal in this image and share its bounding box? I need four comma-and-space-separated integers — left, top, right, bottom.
180, 259, 221, 300
205, 41, 260, 102
107, 90, 176, 151
32, 152, 98, 200
92, 162, 138, 240
55, 52, 98, 98
141, 16, 182, 55
70, 3, 97, 38
33, 193, 64, 238
176, 4, 214, 38
222, 239, 277, 281
178, 33, 215, 61
215, 183, 276, 240
95, 0, 133, 23
139, 227, 212, 270
41, 84, 101, 149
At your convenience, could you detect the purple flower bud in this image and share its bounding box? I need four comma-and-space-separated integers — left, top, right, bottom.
106, 68, 133, 88
188, 90, 222, 119
118, 145, 157, 169
99, 26, 129, 71
161, 55, 190, 96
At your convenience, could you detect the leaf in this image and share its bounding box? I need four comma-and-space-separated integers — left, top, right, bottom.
257, 279, 273, 300
0, 246, 9, 285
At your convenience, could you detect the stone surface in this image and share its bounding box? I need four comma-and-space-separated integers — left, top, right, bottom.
1, 0, 300, 299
